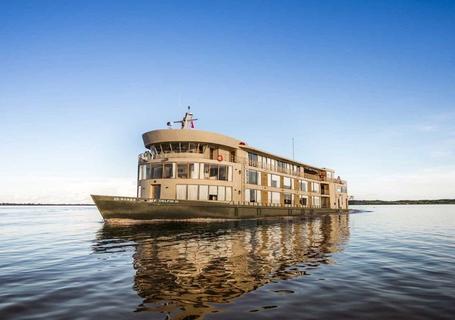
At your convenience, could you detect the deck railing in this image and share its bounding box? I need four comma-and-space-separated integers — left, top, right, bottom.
110, 196, 325, 208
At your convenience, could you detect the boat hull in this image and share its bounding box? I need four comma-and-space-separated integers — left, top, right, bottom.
91, 195, 348, 221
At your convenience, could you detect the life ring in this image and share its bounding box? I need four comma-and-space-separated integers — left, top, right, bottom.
217, 154, 223, 162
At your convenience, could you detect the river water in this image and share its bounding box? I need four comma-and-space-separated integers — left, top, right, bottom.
1, 205, 454, 319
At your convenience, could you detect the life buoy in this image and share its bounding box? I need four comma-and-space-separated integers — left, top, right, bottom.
217, 154, 223, 161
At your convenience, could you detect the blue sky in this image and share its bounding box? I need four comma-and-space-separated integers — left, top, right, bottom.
1, 0, 454, 202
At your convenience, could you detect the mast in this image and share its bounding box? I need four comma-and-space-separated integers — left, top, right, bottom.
169, 106, 198, 129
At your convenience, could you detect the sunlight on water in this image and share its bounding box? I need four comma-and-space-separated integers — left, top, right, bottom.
0, 205, 454, 319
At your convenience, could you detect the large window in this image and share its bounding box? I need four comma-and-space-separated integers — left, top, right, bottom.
151, 142, 207, 155
177, 164, 188, 178
219, 165, 228, 181
176, 185, 187, 200
245, 189, 261, 203
163, 164, 174, 178
246, 170, 259, 185
190, 163, 199, 179
140, 162, 232, 181
268, 174, 280, 188
299, 196, 308, 206
268, 191, 280, 204
248, 153, 258, 165
151, 164, 163, 179
209, 164, 218, 180
300, 180, 308, 192
283, 177, 292, 189
188, 185, 198, 200
284, 193, 292, 205
178, 184, 232, 202
312, 196, 321, 207
312, 182, 320, 193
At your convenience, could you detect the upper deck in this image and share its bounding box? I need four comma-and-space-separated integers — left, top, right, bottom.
140, 124, 346, 185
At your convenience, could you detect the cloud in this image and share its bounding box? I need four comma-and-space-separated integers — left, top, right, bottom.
350, 166, 455, 200
0, 175, 136, 203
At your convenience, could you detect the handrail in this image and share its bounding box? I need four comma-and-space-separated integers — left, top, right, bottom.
108, 195, 325, 208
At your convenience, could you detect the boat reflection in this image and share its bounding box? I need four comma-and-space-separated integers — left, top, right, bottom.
94, 215, 350, 319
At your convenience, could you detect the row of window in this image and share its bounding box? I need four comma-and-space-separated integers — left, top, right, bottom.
248, 153, 301, 173
245, 188, 321, 207
245, 170, 321, 192
139, 163, 233, 181
248, 152, 339, 181
150, 142, 207, 155
176, 185, 233, 201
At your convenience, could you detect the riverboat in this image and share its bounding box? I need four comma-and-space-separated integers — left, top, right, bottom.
92, 108, 349, 221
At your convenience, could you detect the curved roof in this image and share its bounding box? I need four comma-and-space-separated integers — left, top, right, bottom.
142, 129, 241, 149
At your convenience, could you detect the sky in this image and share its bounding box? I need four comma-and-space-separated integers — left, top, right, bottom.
1, 0, 454, 203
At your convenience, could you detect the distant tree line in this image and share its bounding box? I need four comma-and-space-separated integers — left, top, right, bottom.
349, 199, 455, 205
0, 203, 94, 206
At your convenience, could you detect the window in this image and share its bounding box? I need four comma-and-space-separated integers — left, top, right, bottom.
177, 164, 188, 178
176, 185, 187, 200
284, 193, 292, 205
246, 170, 259, 185
151, 164, 163, 179
138, 165, 147, 180
188, 143, 197, 153
210, 148, 215, 160
268, 191, 280, 204
245, 189, 261, 203
336, 186, 342, 193
248, 153, 258, 166
312, 182, 320, 193
218, 186, 226, 201
230, 151, 236, 162
312, 196, 321, 207
209, 164, 218, 180
299, 196, 308, 206
283, 177, 292, 189
199, 185, 208, 201
190, 163, 199, 179
163, 164, 173, 178
204, 164, 210, 179
219, 165, 228, 181
226, 187, 232, 201
199, 164, 233, 181
208, 185, 218, 200
188, 185, 198, 200
161, 143, 171, 153
300, 180, 308, 192
170, 143, 180, 152
180, 142, 188, 153
268, 174, 280, 188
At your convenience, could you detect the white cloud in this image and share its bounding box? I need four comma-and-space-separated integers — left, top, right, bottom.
350, 166, 455, 200
0, 175, 136, 203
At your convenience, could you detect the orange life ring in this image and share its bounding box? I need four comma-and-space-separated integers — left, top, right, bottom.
217, 154, 223, 161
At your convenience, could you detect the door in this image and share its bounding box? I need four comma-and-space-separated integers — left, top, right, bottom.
152, 184, 161, 199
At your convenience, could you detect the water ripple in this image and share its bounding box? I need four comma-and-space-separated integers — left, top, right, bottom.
1, 205, 455, 319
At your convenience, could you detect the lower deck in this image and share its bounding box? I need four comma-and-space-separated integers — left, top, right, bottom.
92, 195, 348, 221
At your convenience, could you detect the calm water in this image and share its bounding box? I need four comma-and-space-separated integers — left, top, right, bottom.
1, 206, 454, 319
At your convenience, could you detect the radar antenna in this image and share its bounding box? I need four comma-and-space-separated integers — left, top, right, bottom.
170, 106, 198, 129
